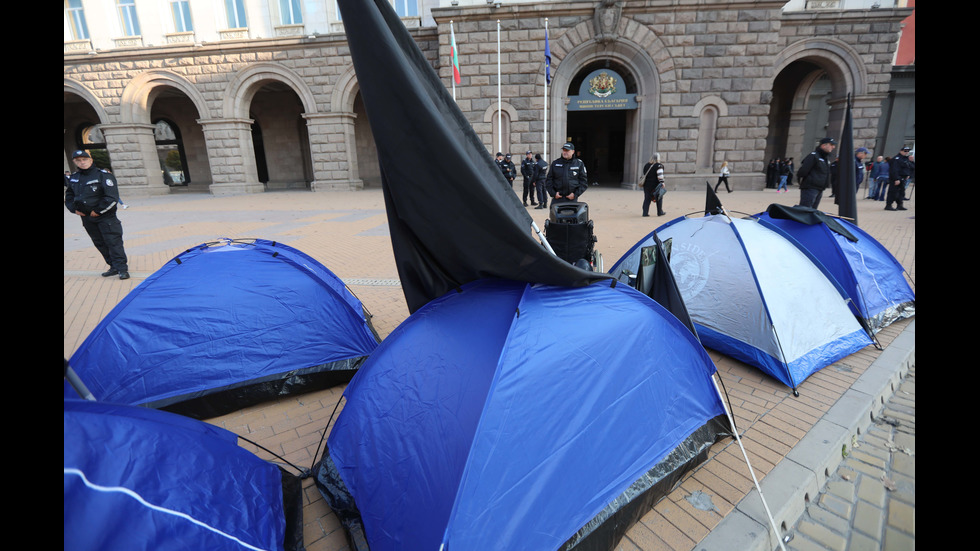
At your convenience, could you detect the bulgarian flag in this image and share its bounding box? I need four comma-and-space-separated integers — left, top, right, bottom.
450, 23, 461, 85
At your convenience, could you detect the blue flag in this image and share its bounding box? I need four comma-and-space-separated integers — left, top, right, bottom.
544, 28, 551, 84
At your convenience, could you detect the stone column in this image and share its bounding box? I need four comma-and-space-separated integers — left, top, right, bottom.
852, 94, 888, 156
786, 109, 810, 161
305, 112, 363, 191
99, 123, 169, 197
198, 118, 265, 195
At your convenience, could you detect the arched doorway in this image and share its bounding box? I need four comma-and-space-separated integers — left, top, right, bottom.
145, 84, 210, 190
353, 92, 380, 188
768, 38, 869, 165
248, 82, 312, 190
64, 84, 110, 173
73, 123, 111, 171
565, 61, 638, 187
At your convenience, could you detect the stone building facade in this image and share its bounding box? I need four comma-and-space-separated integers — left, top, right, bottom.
63, 0, 913, 197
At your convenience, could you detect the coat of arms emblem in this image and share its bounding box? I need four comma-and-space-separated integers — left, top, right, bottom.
588, 72, 617, 98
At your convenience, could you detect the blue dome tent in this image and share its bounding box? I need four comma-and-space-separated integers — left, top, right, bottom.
753, 204, 915, 336
310, 1, 787, 548
65, 238, 380, 419
612, 214, 872, 391
64, 398, 304, 551
315, 279, 729, 551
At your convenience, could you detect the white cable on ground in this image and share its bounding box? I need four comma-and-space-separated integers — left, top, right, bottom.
712, 374, 789, 551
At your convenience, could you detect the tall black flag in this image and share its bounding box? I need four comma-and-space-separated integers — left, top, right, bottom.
836, 94, 858, 223
337, 0, 610, 313
704, 182, 723, 215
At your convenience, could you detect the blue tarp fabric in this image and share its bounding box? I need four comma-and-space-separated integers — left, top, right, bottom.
64, 399, 289, 551
323, 279, 727, 550
66, 238, 379, 415
754, 208, 915, 333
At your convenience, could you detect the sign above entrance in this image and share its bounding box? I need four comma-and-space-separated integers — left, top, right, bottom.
568, 68, 637, 111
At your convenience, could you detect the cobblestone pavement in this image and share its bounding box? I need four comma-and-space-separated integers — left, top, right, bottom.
64, 185, 915, 551
784, 366, 915, 551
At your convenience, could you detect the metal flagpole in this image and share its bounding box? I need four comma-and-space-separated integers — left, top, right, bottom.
543, 18, 548, 162
497, 19, 501, 154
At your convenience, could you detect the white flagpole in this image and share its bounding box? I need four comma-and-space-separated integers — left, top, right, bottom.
543, 18, 549, 162
497, 19, 502, 154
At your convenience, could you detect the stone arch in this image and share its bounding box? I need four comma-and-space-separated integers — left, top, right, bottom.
223, 62, 318, 119
483, 102, 518, 155
548, 17, 673, 185
64, 78, 110, 124
770, 37, 869, 161
332, 65, 360, 114
693, 96, 729, 171
119, 70, 211, 124
774, 37, 868, 99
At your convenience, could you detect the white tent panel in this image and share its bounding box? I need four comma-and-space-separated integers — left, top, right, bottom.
732, 219, 864, 364
659, 217, 780, 361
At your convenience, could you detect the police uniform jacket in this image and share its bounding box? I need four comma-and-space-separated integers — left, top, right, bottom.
888, 153, 912, 182
521, 157, 536, 179
796, 148, 833, 191
533, 159, 548, 183
65, 166, 121, 217
545, 156, 588, 198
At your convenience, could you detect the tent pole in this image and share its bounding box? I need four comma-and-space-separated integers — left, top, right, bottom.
65, 363, 96, 401
711, 374, 789, 551
531, 221, 558, 256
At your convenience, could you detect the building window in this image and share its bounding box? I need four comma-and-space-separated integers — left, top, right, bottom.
117, 0, 141, 36
76, 124, 112, 171
154, 119, 190, 186
280, 0, 302, 25
171, 0, 193, 33
65, 0, 90, 40
226, 0, 248, 28
393, 0, 417, 18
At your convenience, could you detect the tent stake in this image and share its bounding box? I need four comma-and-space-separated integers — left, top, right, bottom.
711, 373, 789, 551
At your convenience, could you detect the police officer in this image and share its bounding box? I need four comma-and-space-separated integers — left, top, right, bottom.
796, 137, 835, 210
501, 153, 516, 188
533, 154, 549, 209
545, 142, 588, 204
885, 146, 913, 211
65, 150, 130, 279
520, 150, 537, 206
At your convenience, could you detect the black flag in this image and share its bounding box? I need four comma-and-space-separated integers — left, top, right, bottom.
836, 94, 858, 223
337, 0, 610, 313
649, 234, 699, 338
704, 181, 723, 215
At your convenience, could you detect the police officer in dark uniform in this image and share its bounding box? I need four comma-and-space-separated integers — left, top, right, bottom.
65, 150, 130, 279
545, 142, 588, 204
533, 154, 549, 209
501, 153, 516, 188
520, 150, 537, 206
885, 146, 913, 211
796, 137, 836, 210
